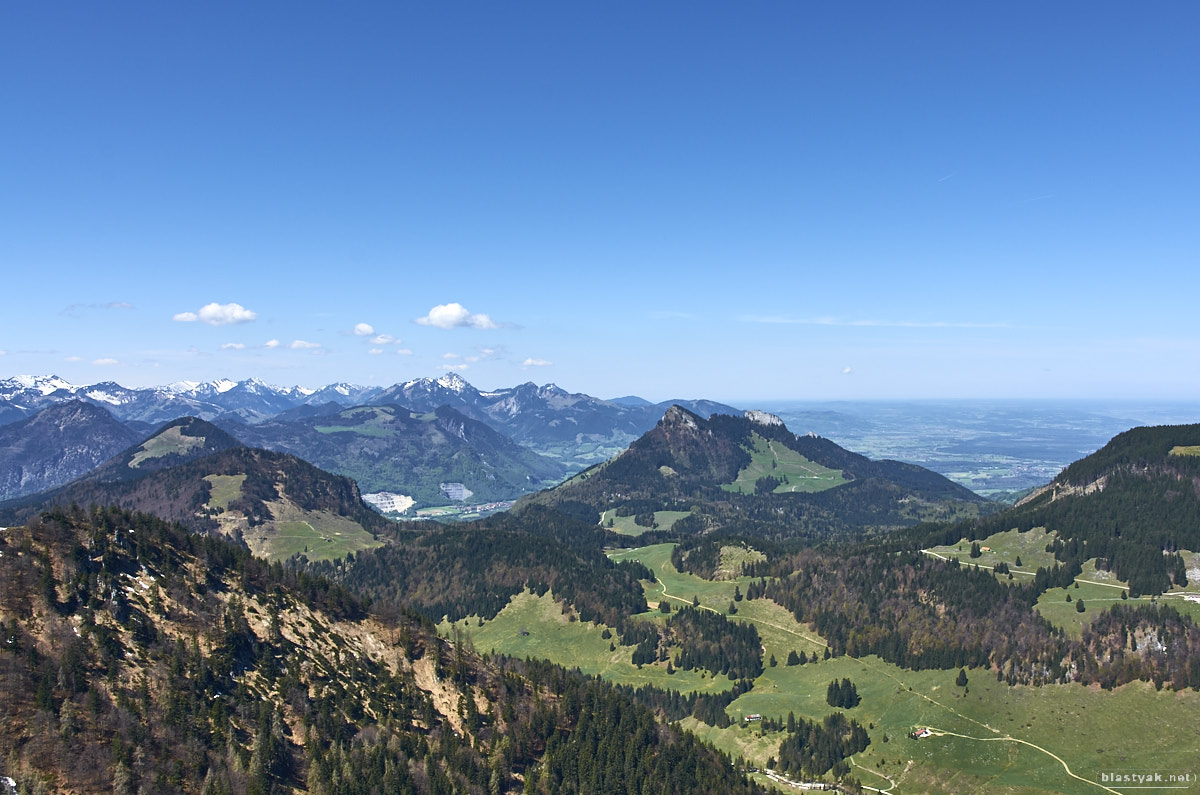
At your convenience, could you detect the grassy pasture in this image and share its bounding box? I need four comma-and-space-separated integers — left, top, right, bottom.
314, 406, 396, 437
600, 509, 691, 536
203, 473, 246, 511
128, 426, 206, 468
243, 506, 381, 562
443, 590, 733, 694
928, 528, 1200, 625
926, 526, 1059, 576
487, 541, 1200, 792
722, 433, 847, 495
711, 653, 1200, 794
609, 543, 827, 660
1169, 445, 1200, 457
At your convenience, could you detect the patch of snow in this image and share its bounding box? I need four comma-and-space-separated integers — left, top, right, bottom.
436, 373, 469, 392
164, 380, 202, 394
212, 379, 238, 393
85, 389, 122, 405
6, 374, 79, 395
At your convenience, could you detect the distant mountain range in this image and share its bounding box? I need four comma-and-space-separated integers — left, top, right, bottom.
0, 373, 742, 508
0, 373, 740, 472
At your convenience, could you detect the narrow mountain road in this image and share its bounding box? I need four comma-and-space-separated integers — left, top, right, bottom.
922, 727, 1122, 794
628, 550, 1119, 794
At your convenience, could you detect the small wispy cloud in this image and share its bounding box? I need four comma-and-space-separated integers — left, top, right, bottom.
264, 339, 281, 349
368, 348, 384, 355
741, 315, 1011, 329
370, 333, 403, 346
289, 340, 321, 350
92, 358, 119, 366
64, 356, 83, 362
522, 357, 552, 367
353, 323, 375, 336
174, 302, 257, 326
415, 302, 499, 330
62, 301, 134, 318
842, 366, 853, 375
221, 342, 246, 350
451, 346, 505, 364
444, 363, 469, 371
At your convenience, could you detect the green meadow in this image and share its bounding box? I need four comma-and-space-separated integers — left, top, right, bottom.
441, 590, 733, 694
203, 473, 246, 511
128, 426, 206, 467
460, 541, 1200, 793
600, 509, 692, 536
723, 433, 847, 495
926, 526, 1060, 575
314, 406, 398, 437
927, 527, 1200, 626
249, 508, 381, 563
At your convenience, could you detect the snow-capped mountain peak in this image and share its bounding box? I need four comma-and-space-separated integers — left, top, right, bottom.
5, 375, 79, 396
436, 373, 469, 392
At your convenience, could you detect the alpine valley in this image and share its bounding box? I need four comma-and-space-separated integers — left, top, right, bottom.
1, 373, 1199, 794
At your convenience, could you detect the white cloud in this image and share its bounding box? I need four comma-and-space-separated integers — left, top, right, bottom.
442, 352, 462, 360
263, 339, 281, 349
0, 349, 6, 356
368, 348, 384, 355
842, 366, 853, 375
396, 348, 413, 356
93, 358, 119, 365
370, 334, 401, 345
289, 340, 321, 350
174, 302, 258, 326
221, 342, 246, 350
415, 302, 498, 330
353, 323, 375, 336
522, 357, 552, 367
444, 363, 469, 371
64, 356, 83, 362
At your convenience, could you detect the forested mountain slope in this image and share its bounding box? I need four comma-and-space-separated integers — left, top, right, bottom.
0, 401, 141, 500
0, 506, 765, 794
219, 404, 567, 505
925, 423, 1200, 595
524, 406, 991, 541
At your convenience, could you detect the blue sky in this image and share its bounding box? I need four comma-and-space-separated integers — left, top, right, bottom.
2, 2, 1197, 402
